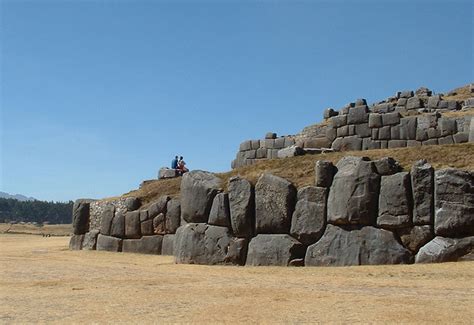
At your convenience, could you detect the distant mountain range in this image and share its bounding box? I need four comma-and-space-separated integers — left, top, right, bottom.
0, 191, 36, 201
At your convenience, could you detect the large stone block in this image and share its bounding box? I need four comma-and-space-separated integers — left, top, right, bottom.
347, 106, 369, 124
246, 234, 305, 266
415, 236, 474, 263
290, 192, 327, 245
315, 160, 336, 187
125, 211, 141, 239
368, 113, 382, 128
373, 157, 402, 176
153, 213, 166, 235
406, 96, 423, 110
330, 115, 347, 128
274, 137, 285, 149
339, 136, 362, 151
377, 172, 412, 229
97, 234, 122, 252
148, 195, 170, 218
417, 114, 438, 129
327, 157, 380, 225
239, 140, 252, 151
305, 225, 413, 266
304, 137, 332, 148
297, 186, 327, 203
110, 211, 125, 238
434, 169, 474, 237
382, 112, 400, 126
72, 199, 93, 235
399, 117, 417, 140
398, 90, 414, 98
124, 197, 140, 211
165, 198, 181, 234
180, 170, 222, 223
438, 118, 457, 136
378, 126, 391, 140
140, 219, 154, 236
255, 174, 297, 234
265, 132, 277, 139
277, 146, 305, 158
69, 234, 84, 250
388, 140, 407, 148
122, 236, 163, 255
355, 123, 371, 137
83, 230, 100, 250
438, 135, 454, 145
159, 168, 177, 179
161, 234, 175, 255
228, 177, 254, 237
208, 193, 231, 227
100, 205, 115, 236
411, 160, 434, 225
174, 223, 246, 265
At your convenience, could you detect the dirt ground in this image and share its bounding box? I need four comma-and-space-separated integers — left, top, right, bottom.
1, 235, 473, 324
0, 223, 72, 236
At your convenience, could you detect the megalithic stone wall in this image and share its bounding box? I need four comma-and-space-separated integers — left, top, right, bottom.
231, 87, 474, 169
70, 158, 474, 266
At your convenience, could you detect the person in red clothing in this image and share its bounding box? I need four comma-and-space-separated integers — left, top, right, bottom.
177, 156, 189, 175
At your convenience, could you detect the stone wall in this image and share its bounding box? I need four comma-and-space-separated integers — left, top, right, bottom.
70, 160, 474, 266
231, 86, 474, 169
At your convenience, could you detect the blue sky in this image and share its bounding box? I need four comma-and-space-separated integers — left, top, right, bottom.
1, 0, 472, 202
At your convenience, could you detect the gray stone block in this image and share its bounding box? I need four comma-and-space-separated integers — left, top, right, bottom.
453, 132, 469, 143
438, 135, 454, 145
417, 114, 438, 129
315, 160, 336, 187
263, 139, 275, 149
208, 193, 231, 227
377, 172, 412, 229
325, 127, 337, 142
406, 96, 423, 110
382, 112, 400, 126
290, 197, 327, 245
97, 234, 122, 252
415, 236, 474, 263
347, 106, 369, 124
324, 108, 338, 119
139, 210, 149, 222
355, 98, 367, 106
161, 234, 175, 255
140, 219, 154, 236
239, 140, 252, 151
122, 236, 163, 255
69, 235, 84, 250
337, 125, 349, 137
72, 199, 92, 235
274, 137, 285, 149
256, 147, 267, 159
371, 128, 378, 140
244, 150, 256, 159
368, 113, 382, 128
390, 125, 400, 139
348, 125, 356, 136
380, 140, 388, 148
411, 160, 434, 225
400, 117, 417, 140
100, 205, 115, 236
159, 168, 177, 179
284, 137, 295, 147
297, 186, 327, 203
246, 234, 305, 266
374, 157, 402, 176
166, 198, 181, 234
427, 128, 441, 139
398, 90, 414, 98
277, 146, 305, 158
228, 177, 254, 238
416, 129, 428, 141
125, 211, 141, 239
330, 115, 348, 128
251, 140, 260, 150
397, 226, 433, 253
331, 137, 343, 151
339, 136, 362, 151
423, 139, 438, 146
265, 132, 277, 139
397, 98, 408, 107
355, 123, 371, 137
439, 118, 457, 136
110, 211, 125, 238
427, 97, 440, 108
407, 140, 421, 147
83, 230, 100, 250
388, 140, 407, 148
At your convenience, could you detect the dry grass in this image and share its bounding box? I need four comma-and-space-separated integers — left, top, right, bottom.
443, 84, 473, 101
124, 143, 474, 204
0, 223, 72, 236
0, 234, 473, 323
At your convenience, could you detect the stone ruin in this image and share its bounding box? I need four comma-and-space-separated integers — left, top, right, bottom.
70, 156, 474, 266
232, 86, 474, 168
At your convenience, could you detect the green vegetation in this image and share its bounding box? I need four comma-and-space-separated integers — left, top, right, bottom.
0, 198, 73, 224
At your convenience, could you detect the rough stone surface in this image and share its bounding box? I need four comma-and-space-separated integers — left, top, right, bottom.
110, 211, 125, 238
246, 234, 306, 266
174, 223, 246, 265
72, 199, 93, 235
297, 186, 327, 203
277, 146, 305, 158
382, 112, 400, 126
411, 160, 434, 225
148, 195, 170, 219
377, 172, 412, 229
69, 235, 84, 250
255, 173, 297, 234
315, 160, 336, 187
82, 230, 100, 250
397, 226, 433, 253
406, 96, 423, 110
208, 193, 231, 227
347, 106, 368, 124
305, 225, 413, 266
180, 170, 222, 223
339, 136, 362, 151
159, 168, 177, 179
140, 219, 154, 236
373, 157, 402, 176
161, 234, 175, 255
122, 236, 163, 255
434, 169, 474, 237
165, 199, 181, 234
125, 211, 141, 239
228, 177, 254, 237
290, 196, 327, 245
327, 157, 380, 226
124, 197, 140, 211
415, 236, 474, 263
330, 115, 347, 128
368, 113, 382, 128
265, 132, 277, 139
153, 213, 166, 235
99, 205, 115, 236
97, 234, 122, 252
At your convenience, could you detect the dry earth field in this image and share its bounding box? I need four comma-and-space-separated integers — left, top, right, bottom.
1, 235, 473, 323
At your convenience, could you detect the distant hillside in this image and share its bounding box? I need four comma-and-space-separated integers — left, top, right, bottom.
0, 198, 73, 224
0, 191, 36, 202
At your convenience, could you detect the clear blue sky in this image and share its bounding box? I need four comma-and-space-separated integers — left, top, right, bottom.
1, 0, 472, 202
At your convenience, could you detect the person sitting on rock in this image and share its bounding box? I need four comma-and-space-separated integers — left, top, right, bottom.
177, 156, 189, 175
171, 155, 178, 170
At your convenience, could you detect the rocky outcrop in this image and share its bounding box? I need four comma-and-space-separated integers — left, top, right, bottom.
180, 171, 222, 223
327, 157, 380, 226
255, 174, 297, 234
305, 225, 413, 266
246, 234, 305, 266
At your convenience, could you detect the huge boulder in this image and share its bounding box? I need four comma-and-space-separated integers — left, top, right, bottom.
228, 177, 254, 237
72, 199, 94, 235
110, 211, 125, 238
165, 198, 181, 233
208, 193, 231, 227
174, 223, 246, 265
161, 234, 175, 255
99, 205, 115, 236
315, 160, 336, 188
97, 234, 122, 252
411, 160, 434, 225
246, 234, 306, 266
305, 225, 413, 266
122, 236, 163, 255
377, 172, 412, 229
415, 236, 474, 263
290, 187, 327, 245
180, 171, 222, 223
255, 174, 297, 234
125, 211, 141, 239
434, 169, 474, 237
327, 157, 380, 225
82, 229, 100, 250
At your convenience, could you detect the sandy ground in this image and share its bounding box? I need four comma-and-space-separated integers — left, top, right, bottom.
1, 235, 473, 324
0, 223, 72, 236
